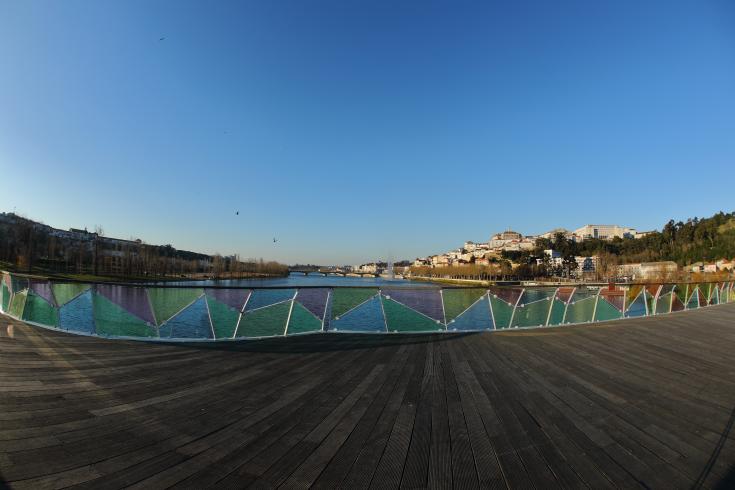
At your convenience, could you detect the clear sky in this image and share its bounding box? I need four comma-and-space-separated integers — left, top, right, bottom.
1, 1, 733, 265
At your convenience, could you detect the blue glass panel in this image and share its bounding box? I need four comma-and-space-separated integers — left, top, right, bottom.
330, 295, 386, 333
448, 296, 493, 331
59, 290, 96, 335
160, 296, 212, 339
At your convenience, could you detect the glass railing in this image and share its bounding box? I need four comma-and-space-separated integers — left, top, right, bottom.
1, 272, 732, 341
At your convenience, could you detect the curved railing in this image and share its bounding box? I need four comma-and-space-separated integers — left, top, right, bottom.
1, 271, 733, 341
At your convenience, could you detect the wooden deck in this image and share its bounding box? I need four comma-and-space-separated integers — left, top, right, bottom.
1, 305, 735, 489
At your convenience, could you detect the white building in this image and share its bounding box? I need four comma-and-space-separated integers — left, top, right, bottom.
573, 224, 637, 241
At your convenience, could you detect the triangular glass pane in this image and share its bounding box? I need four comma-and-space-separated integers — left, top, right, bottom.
160, 296, 212, 339
671, 295, 685, 312
382, 288, 443, 322
206, 296, 240, 339
22, 292, 58, 327
488, 286, 523, 306
295, 288, 330, 320
330, 288, 378, 318
237, 301, 292, 338
512, 297, 552, 328
330, 295, 386, 333
287, 302, 323, 335
244, 289, 296, 311
449, 296, 493, 331
383, 298, 443, 333
547, 298, 566, 326
555, 287, 575, 304
519, 288, 556, 304
489, 295, 514, 329
29, 280, 55, 306
674, 284, 688, 305
8, 289, 27, 318
10, 274, 28, 293
594, 297, 623, 322
93, 293, 156, 338
147, 288, 203, 325
655, 293, 672, 315
443, 289, 487, 322
598, 288, 624, 312
59, 291, 96, 334
97, 284, 156, 325
625, 292, 647, 317
1, 281, 9, 312
52, 283, 91, 306
687, 288, 700, 309
206, 288, 250, 311
565, 296, 597, 324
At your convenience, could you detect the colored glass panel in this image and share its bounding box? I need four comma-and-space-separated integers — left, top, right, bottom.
206, 295, 240, 339
674, 284, 688, 305
294, 288, 330, 320
519, 288, 556, 304
52, 283, 91, 306
699, 284, 712, 304
1, 282, 10, 312
59, 291, 96, 334
22, 292, 58, 326
287, 302, 323, 335
330, 295, 386, 332
206, 288, 250, 311
383, 298, 443, 333
626, 285, 643, 305
330, 288, 378, 318
555, 287, 575, 304
598, 290, 624, 312
488, 286, 523, 306
626, 292, 647, 317
687, 288, 700, 309
10, 275, 28, 293
443, 289, 487, 322
382, 288, 443, 322
594, 298, 623, 322
159, 297, 212, 339
709, 285, 719, 305
29, 280, 55, 306
655, 293, 672, 315
547, 298, 566, 326
565, 296, 596, 324
147, 288, 203, 325
512, 299, 552, 328
237, 301, 292, 338
8, 289, 27, 318
97, 284, 156, 324
671, 295, 685, 312
449, 296, 493, 331
93, 293, 156, 338
489, 295, 514, 329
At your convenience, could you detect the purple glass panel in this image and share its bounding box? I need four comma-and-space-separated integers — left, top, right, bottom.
206, 288, 250, 310
30, 280, 55, 305
96, 284, 155, 324
488, 286, 522, 306
382, 288, 444, 322
295, 288, 330, 320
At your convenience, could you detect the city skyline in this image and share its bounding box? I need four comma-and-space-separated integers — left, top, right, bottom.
2, 1, 734, 264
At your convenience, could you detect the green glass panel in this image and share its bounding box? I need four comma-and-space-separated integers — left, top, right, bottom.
147, 288, 203, 325
644, 290, 656, 315
674, 284, 688, 305
699, 283, 711, 303
547, 298, 566, 326
94, 294, 156, 338
237, 301, 291, 338
565, 296, 596, 324
710, 286, 719, 305
511, 299, 552, 328
206, 296, 240, 339
655, 293, 672, 315
8, 290, 27, 318
22, 293, 58, 326
443, 289, 487, 322
626, 285, 643, 305
52, 283, 90, 306
287, 302, 322, 335
383, 298, 443, 332
489, 295, 514, 329
1, 282, 9, 312
687, 288, 699, 309
330, 288, 378, 318
594, 298, 622, 322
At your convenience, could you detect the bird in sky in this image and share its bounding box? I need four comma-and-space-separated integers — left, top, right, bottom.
273, 238, 278, 243
235, 211, 239, 216
159, 37, 165, 41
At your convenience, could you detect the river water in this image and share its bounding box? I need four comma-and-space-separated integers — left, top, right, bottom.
167, 272, 437, 288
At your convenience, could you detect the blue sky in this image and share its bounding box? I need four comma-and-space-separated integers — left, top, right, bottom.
1, 1, 733, 265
